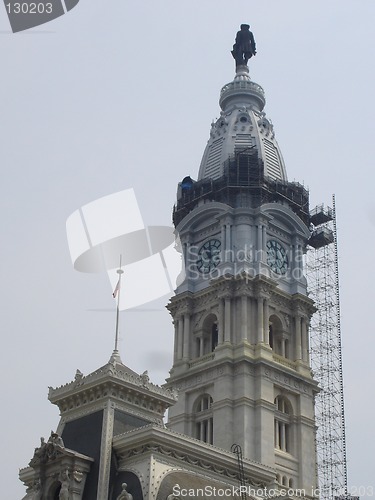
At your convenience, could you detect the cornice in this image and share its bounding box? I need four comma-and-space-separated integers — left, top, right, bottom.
113, 424, 275, 486
48, 360, 177, 409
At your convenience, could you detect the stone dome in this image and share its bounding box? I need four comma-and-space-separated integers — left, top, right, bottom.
198, 65, 287, 182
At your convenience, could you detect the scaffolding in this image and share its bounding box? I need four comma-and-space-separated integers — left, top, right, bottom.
173, 151, 309, 226
306, 195, 348, 500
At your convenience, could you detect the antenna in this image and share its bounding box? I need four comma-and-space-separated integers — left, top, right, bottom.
112, 255, 124, 353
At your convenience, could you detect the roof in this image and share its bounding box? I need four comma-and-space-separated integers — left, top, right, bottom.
198, 65, 287, 183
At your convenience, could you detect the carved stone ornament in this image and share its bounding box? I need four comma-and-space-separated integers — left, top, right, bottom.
29, 431, 65, 467
117, 482, 133, 500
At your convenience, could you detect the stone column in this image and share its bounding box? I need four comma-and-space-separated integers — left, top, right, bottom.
295, 315, 302, 360
198, 335, 204, 357
263, 299, 269, 344
177, 317, 183, 360
301, 317, 309, 362
218, 298, 224, 344
183, 242, 189, 280
275, 420, 279, 448
97, 403, 114, 500
257, 297, 264, 343
257, 224, 262, 262
241, 295, 248, 341
221, 225, 226, 262
207, 418, 212, 444
183, 313, 190, 360
280, 423, 286, 451
226, 224, 232, 262
224, 297, 231, 343
262, 225, 267, 262
281, 338, 286, 357
173, 321, 178, 363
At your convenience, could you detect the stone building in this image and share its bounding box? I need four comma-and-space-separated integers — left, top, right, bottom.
19, 51, 319, 500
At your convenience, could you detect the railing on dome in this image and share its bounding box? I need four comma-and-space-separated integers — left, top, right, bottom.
173, 151, 309, 227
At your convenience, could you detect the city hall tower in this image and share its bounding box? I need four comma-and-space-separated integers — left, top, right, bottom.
166, 41, 318, 492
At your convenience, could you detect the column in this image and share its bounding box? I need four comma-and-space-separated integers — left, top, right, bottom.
296, 243, 303, 279
173, 321, 178, 363
221, 225, 226, 263
224, 297, 231, 343
241, 295, 248, 341
275, 419, 279, 448
177, 317, 184, 360
263, 299, 269, 344
199, 335, 204, 357
183, 242, 189, 280
257, 224, 262, 262
97, 404, 114, 499
218, 298, 224, 344
257, 297, 264, 343
207, 418, 212, 445
295, 316, 303, 359
262, 225, 267, 262
295, 315, 302, 360
183, 313, 190, 360
301, 317, 308, 362
280, 423, 286, 451
305, 320, 310, 363
281, 338, 286, 357
226, 224, 231, 262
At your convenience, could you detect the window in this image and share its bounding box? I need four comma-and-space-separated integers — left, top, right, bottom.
194, 394, 213, 444
274, 396, 292, 453
196, 315, 219, 357
269, 315, 290, 359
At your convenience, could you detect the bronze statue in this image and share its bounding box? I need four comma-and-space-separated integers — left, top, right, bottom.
231, 24, 256, 67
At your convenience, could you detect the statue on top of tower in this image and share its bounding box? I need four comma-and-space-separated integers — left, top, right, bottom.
231, 24, 256, 67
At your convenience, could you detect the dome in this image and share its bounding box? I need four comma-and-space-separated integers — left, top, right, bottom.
198, 65, 287, 182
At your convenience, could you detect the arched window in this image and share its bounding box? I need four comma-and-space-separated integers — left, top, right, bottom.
194, 394, 213, 444
269, 316, 290, 359
274, 395, 292, 453
196, 315, 218, 357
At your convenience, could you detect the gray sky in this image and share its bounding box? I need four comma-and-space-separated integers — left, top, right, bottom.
1, 1, 374, 497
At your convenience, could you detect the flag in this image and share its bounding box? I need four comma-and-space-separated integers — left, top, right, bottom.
112, 279, 120, 298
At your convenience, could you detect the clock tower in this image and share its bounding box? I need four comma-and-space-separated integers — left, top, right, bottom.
165, 62, 318, 493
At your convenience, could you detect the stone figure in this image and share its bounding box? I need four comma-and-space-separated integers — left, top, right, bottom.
59, 470, 70, 500
231, 24, 256, 66
48, 431, 65, 448
140, 370, 150, 385
117, 483, 133, 500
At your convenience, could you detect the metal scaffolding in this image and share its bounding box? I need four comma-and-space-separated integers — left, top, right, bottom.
306, 195, 348, 500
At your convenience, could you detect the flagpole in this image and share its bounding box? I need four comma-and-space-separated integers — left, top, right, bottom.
113, 256, 124, 353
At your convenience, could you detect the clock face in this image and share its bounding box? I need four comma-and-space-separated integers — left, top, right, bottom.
196, 239, 221, 274
266, 240, 288, 275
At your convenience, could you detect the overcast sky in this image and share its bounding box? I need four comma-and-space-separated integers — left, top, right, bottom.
1, 1, 374, 497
